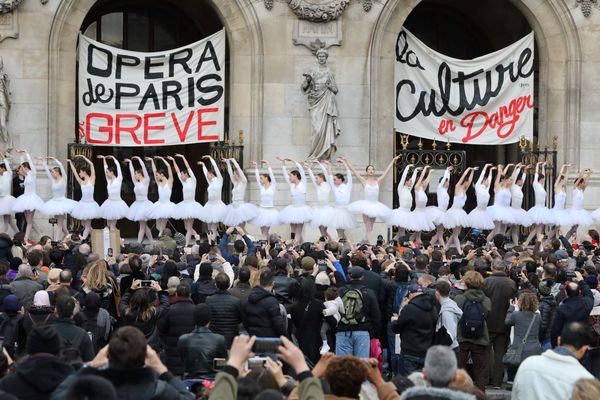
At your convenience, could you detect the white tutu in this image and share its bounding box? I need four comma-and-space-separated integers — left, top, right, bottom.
592, 208, 600, 222
528, 206, 552, 225
442, 207, 470, 229
329, 206, 357, 230
310, 205, 335, 228
569, 208, 593, 226
128, 199, 154, 221
71, 200, 101, 220
100, 199, 130, 220
0, 195, 15, 215
467, 208, 495, 230
12, 193, 44, 213
40, 197, 77, 217
410, 208, 436, 231
251, 207, 280, 227
426, 206, 446, 226
223, 202, 258, 227
279, 204, 313, 224
175, 200, 204, 220
546, 208, 572, 227
348, 200, 391, 219
510, 208, 533, 227
487, 205, 517, 225
202, 200, 228, 223
147, 201, 177, 220
387, 208, 413, 229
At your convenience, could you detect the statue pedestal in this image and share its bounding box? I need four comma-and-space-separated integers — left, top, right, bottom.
293, 18, 342, 51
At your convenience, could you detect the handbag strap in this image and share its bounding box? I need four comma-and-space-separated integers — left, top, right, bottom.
521, 313, 537, 344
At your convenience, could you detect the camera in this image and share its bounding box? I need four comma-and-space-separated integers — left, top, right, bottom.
317, 259, 327, 272
252, 337, 281, 358
140, 280, 153, 288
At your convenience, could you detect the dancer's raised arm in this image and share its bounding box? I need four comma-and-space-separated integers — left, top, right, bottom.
42, 157, 53, 181
399, 164, 413, 188
107, 155, 122, 181
377, 155, 401, 184
555, 164, 570, 187
203, 155, 222, 181
67, 159, 84, 185
231, 159, 247, 183
18, 150, 35, 177
343, 158, 366, 186
156, 157, 173, 185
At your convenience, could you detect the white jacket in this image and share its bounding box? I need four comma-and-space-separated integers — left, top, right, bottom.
323, 297, 344, 322
512, 349, 593, 400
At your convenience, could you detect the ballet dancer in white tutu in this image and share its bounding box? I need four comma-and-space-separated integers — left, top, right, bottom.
198, 155, 228, 236
67, 155, 100, 240
508, 163, 533, 246
444, 167, 476, 254
250, 160, 279, 240
169, 154, 203, 246
409, 166, 436, 244
40, 157, 76, 237
277, 157, 312, 243
467, 163, 495, 233
486, 164, 516, 242
125, 156, 153, 244
548, 164, 571, 240
327, 157, 356, 239
307, 161, 334, 239
524, 161, 551, 245
428, 166, 452, 247
388, 163, 417, 240
223, 158, 257, 229
565, 168, 593, 240
98, 155, 129, 230
12, 150, 43, 241
347, 156, 398, 242
0, 152, 18, 234
146, 157, 177, 237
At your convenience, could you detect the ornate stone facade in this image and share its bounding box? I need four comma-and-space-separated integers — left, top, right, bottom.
0, 0, 598, 239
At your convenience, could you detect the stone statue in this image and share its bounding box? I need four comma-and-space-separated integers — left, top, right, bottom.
0, 57, 10, 144
301, 48, 341, 160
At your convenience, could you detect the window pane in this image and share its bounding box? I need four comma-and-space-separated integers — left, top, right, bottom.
127, 11, 150, 52
83, 21, 97, 40
101, 13, 123, 48
154, 15, 178, 51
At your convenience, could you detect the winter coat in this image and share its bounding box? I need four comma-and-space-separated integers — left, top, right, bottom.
76, 283, 119, 319
178, 326, 227, 377
157, 297, 195, 376
51, 365, 194, 400
505, 307, 542, 361
205, 290, 242, 347
454, 289, 492, 346
0, 354, 73, 400
191, 279, 217, 304
119, 289, 170, 351
551, 280, 594, 347
438, 296, 463, 349
9, 277, 43, 309
290, 299, 325, 364
483, 272, 517, 333
273, 275, 300, 305
0, 235, 12, 263
392, 293, 439, 357
538, 294, 557, 341
242, 286, 286, 338
228, 282, 251, 303
400, 386, 476, 400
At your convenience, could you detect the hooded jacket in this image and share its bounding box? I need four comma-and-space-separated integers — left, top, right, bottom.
550, 280, 594, 347
454, 288, 492, 346
242, 286, 286, 337
438, 296, 463, 349
0, 354, 73, 400
392, 293, 438, 357
483, 271, 517, 333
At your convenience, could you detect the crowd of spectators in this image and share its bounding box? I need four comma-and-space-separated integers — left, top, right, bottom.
0, 226, 599, 399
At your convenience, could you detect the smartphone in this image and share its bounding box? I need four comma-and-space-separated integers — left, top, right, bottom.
208, 253, 216, 262
213, 358, 227, 371
107, 247, 113, 257
258, 240, 268, 247
247, 357, 269, 369
140, 280, 153, 287
318, 259, 327, 272
252, 337, 281, 356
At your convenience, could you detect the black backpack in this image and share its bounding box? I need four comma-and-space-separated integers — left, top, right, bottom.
340, 288, 366, 326
60, 329, 87, 369
459, 299, 486, 338
0, 313, 18, 356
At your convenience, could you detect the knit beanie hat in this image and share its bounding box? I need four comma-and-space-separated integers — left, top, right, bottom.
3, 294, 20, 313
301, 257, 316, 272
27, 325, 61, 355
538, 281, 552, 297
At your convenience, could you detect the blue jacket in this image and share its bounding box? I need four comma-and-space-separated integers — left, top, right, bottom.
219, 233, 256, 267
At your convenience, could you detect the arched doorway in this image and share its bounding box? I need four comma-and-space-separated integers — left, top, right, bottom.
400, 0, 537, 169
368, 0, 581, 209
76, 0, 226, 236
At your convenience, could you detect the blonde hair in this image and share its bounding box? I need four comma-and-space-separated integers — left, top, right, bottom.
83, 260, 109, 290
463, 270, 484, 289
572, 379, 600, 400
